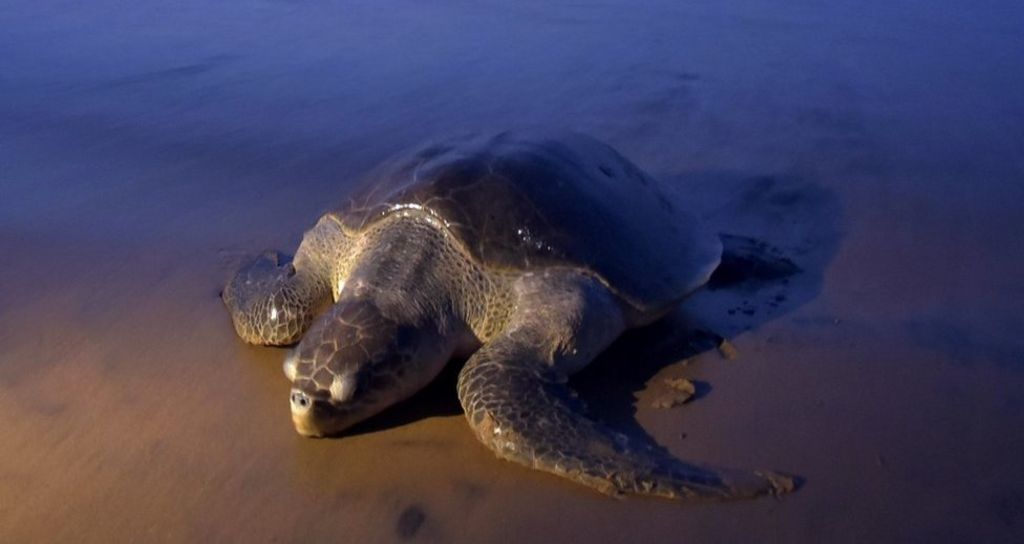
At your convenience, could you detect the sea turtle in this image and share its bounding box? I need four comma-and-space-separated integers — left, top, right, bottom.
223, 132, 794, 500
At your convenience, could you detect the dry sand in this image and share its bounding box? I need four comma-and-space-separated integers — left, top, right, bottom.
2, 1, 1023, 542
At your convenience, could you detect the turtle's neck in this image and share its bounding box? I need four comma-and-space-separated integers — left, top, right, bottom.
296, 210, 514, 344
339, 212, 477, 333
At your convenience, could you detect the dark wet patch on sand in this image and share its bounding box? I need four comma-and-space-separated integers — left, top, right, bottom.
396, 504, 427, 540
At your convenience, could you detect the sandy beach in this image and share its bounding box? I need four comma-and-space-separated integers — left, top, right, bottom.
2, 1, 1023, 541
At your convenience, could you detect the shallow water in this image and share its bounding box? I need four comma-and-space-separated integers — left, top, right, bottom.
2, 1, 1024, 541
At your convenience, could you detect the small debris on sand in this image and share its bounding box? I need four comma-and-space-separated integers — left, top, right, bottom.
664, 377, 696, 393
717, 339, 739, 360
651, 393, 692, 409
651, 378, 696, 408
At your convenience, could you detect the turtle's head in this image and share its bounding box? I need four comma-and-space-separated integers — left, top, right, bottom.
283, 300, 453, 437
222, 251, 330, 346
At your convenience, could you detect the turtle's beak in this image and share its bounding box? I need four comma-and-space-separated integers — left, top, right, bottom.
289, 389, 361, 437
290, 389, 322, 437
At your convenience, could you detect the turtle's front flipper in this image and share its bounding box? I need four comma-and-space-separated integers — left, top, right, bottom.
457, 272, 794, 500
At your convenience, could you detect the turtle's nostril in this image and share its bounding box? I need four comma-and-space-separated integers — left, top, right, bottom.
290, 389, 312, 413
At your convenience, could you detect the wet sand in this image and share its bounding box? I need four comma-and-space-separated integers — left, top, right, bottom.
2, 1, 1023, 542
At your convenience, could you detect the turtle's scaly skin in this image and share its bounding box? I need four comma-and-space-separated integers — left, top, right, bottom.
223, 132, 795, 500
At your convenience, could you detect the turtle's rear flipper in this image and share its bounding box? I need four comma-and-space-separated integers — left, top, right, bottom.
458, 351, 794, 500
457, 271, 795, 501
